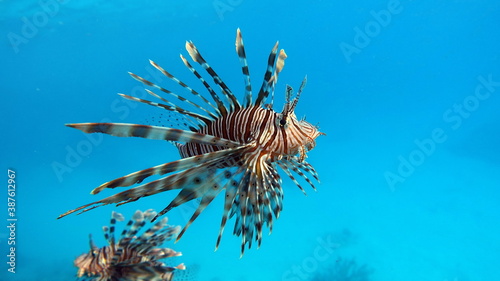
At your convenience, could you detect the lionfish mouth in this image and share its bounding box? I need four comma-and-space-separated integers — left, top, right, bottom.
59, 28, 324, 257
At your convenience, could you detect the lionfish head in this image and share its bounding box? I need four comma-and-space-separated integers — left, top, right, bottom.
74, 252, 99, 278
277, 76, 324, 161
299, 118, 324, 151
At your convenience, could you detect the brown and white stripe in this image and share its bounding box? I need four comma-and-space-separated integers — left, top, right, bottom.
59, 28, 324, 257
74, 210, 184, 281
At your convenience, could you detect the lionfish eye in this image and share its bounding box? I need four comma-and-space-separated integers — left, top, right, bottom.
276, 113, 288, 128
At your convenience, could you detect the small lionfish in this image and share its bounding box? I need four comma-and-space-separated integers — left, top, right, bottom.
74, 209, 185, 281
59, 29, 324, 256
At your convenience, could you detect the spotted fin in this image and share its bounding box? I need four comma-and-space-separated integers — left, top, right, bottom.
90, 142, 252, 195
57, 143, 254, 219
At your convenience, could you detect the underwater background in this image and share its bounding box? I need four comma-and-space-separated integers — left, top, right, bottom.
1, 0, 500, 280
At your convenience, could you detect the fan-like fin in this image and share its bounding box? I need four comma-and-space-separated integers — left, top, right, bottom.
288, 157, 320, 182
57, 144, 254, 220
66, 123, 242, 148
278, 162, 308, 195
119, 210, 146, 245
186, 41, 241, 112
255, 41, 279, 106
149, 59, 220, 114
215, 171, 241, 251
174, 168, 231, 242
132, 217, 170, 252
267, 49, 287, 109
91, 144, 250, 195
290, 76, 307, 112
180, 54, 227, 117
279, 159, 317, 191
128, 72, 217, 120
119, 93, 211, 126
103, 211, 124, 251
235, 28, 253, 107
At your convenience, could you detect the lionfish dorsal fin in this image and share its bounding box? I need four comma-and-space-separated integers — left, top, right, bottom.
291, 75, 307, 112
255, 41, 279, 106
117, 210, 143, 246
128, 71, 218, 121
88, 234, 98, 254
118, 93, 211, 127
148, 59, 221, 117
235, 28, 253, 107
179, 53, 227, 117
267, 49, 287, 109
281, 76, 307, 116
285, 85, 293, 104
279, 85, 294, 119
103, 211, 124, 249
185, 41, 241, 112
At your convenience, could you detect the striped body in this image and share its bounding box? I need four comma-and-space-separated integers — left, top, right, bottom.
178, 105, 318, 162
74, 210, 184, 281
59, 29, 324, 256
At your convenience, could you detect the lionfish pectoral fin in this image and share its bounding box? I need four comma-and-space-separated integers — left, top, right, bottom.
176, 165, 248, 245
214, 164, 252, 251
175, 186, 222, 243
69, 169, 208, 221
280, 158, 318, 192
156, 166, 238, 238
57, 200, 110, 219
57, 144, 252, 220
153, 183, 206, 223
277, 162, 307, 195
215, 184, 238, 251
66, 123, 242, 148
92, 143, 251, 195
57, 182, 163, 220
119, 262, 177, 280
215, 157, 273, 257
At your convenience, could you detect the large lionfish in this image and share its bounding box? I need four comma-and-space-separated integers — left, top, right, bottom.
59, 29, 324, 256
74, 209, 185, 281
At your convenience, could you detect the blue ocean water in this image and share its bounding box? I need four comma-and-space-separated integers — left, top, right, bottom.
1, 0, 500, 280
